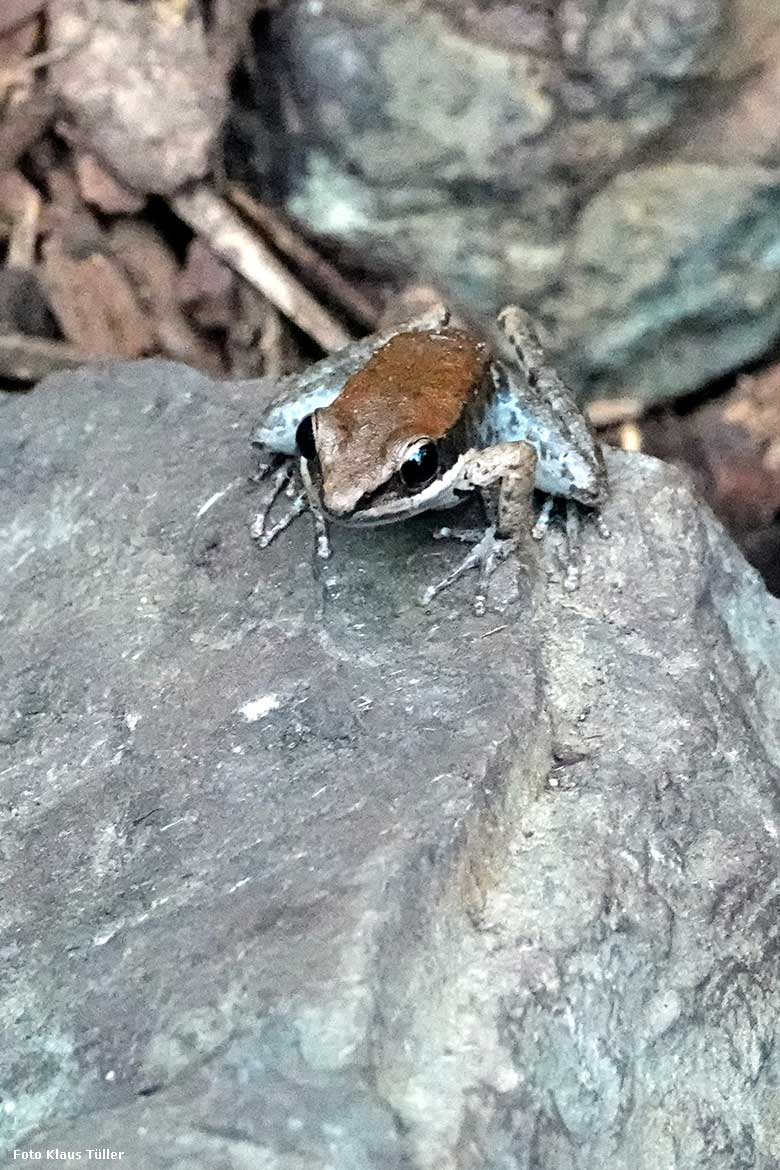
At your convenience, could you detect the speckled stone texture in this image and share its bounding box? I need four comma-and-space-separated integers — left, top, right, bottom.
238, 0, 780, 403
2, 360, 780, 1168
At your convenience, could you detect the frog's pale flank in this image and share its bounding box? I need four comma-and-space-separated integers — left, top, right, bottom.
251, 305, 608, 612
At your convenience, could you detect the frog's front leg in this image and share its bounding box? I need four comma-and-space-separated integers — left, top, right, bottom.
423, 441, 537, 615
300, 458, 332, 561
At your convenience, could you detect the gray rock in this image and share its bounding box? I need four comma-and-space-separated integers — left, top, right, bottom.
238, 0, 780, 401
2, 360, 780, 1168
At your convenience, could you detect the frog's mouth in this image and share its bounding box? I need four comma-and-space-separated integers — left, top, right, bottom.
321, 455, 472, 527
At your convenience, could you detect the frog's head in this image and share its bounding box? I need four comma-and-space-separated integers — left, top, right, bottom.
296, 328, 490, 526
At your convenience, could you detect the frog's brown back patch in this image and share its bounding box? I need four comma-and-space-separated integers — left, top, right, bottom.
325, 328, 489, 443
315, 327, 490, 514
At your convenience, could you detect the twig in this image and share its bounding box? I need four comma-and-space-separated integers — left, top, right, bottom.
0, 334, 106, 383
6, 182, 41, 269
172, 184, 352, 353
227, 182, 380, 328
586, 397, 644, 428
0, 13, 98, 100
617, 422, 643, 452
0, 0, 46, 36
480, 624, 508, 639
0, 42, 88, 93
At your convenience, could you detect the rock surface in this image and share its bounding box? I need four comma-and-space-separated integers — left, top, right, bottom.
2, 360, 780, 1168
239, 0, 780, 402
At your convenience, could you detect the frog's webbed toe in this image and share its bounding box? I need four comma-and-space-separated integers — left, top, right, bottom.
423, 526, 516, 616
532, 496, 609, 591
255, 490, 308, 548
432, 525, 485, 546
251, 457, 296, 542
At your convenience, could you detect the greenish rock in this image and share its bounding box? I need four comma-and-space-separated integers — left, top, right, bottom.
559, 163, 780, 401
235, 0, 772, 402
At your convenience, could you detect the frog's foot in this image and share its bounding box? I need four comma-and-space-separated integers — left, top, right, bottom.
250, 449, 285, 484
251, 460, 295, 541
562, 501, 580, 592
432, 525, 484, 546
531, 496, 611, 591
423, 526, 516, 616
531, 496, 556, 541
533, 497, 582, 591
255, 491, 308, 548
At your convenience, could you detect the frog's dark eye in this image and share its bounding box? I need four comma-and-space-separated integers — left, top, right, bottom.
296, 413, 317, 461
400, 440, 439, 492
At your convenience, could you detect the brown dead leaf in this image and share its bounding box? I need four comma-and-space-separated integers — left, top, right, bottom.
110, 220, 222, 374
48, 0, 230, 193
0, 167, 38, 225
0, 12, 39, 70
0, 332, 100, 383
42, 233, 155, 358
179, 237, 237, 331
0, 89, 53, 170
75, 153, 146, 215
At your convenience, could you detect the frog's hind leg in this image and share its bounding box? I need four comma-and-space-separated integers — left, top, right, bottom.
495, 305, 548, 384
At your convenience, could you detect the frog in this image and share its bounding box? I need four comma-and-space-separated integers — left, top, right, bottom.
251, 303, 608, 612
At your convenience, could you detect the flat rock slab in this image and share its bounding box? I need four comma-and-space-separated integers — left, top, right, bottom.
1, 361, 780, 1169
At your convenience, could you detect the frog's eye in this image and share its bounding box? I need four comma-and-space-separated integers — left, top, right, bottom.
296, 413, 318, 461
400, 440, 439, 491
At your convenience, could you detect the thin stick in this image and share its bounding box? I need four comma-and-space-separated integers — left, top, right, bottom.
0, 0, 46, 36
0, 36, 97, 94
172, 184, 352, 353
0, 334, 104, 383
6, 183, 41, 270
227, 183, 379, 328
586, 397, 644, 428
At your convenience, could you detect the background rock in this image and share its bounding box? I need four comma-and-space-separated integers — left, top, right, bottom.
236, 0, 780, 402
49, 0, 256, 194
2, 361, 780, 1167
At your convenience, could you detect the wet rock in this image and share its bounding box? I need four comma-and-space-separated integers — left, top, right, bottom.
2, 359, 780, 1168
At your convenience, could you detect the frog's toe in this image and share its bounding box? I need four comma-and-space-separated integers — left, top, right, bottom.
256, 491, 308, 548
531, 496, 556, 541
432, 525, 484, 545
251, 459, 295, 541
422, 527, 517, 614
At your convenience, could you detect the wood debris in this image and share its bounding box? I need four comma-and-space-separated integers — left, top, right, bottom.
173, 184, 353, 353
0, 2, 46, 37
227, 183, 380, 329
0, 2, 373, 385
0, 333, 103, 382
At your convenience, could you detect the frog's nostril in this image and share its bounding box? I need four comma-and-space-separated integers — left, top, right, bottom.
322, 486, 356, 517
